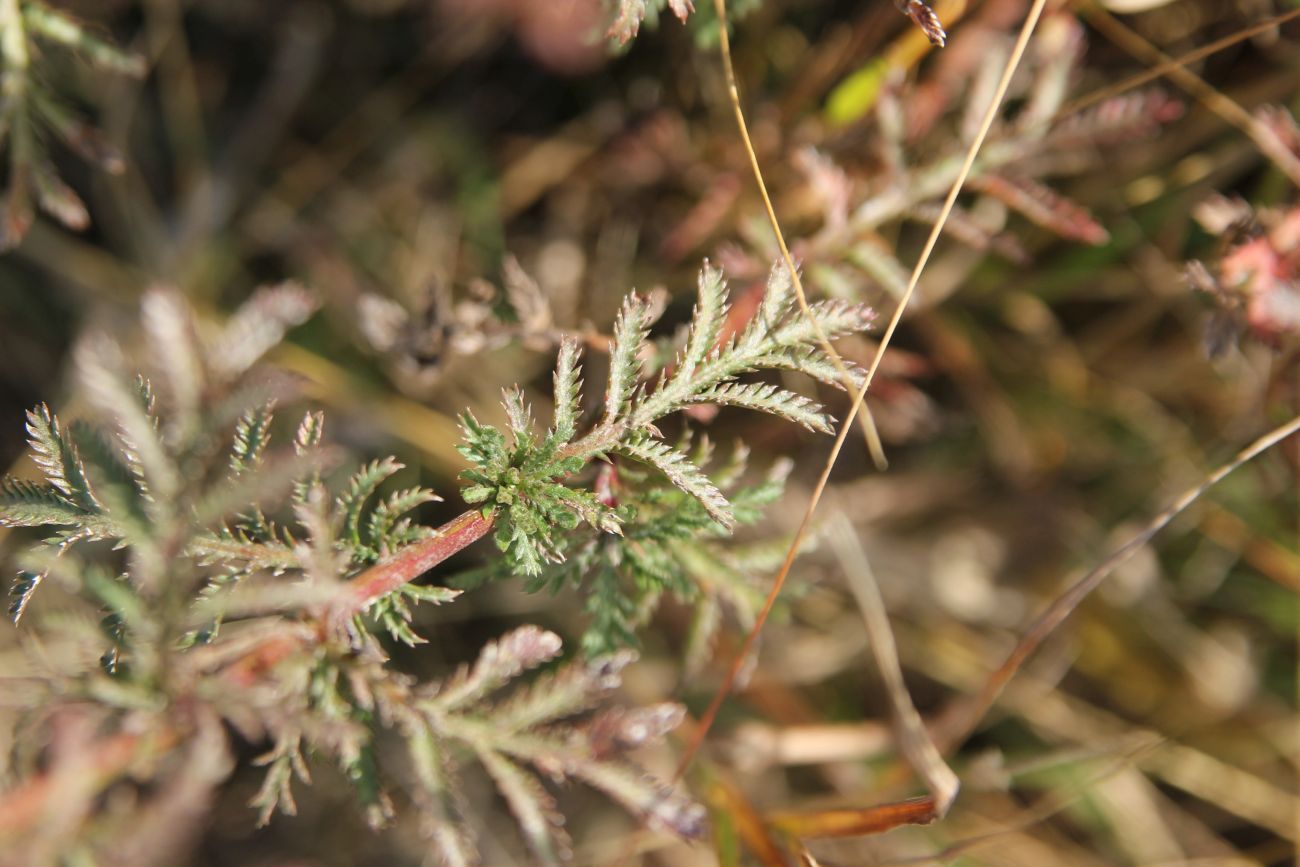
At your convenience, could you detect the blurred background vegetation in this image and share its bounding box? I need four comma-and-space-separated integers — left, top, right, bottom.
1, 0, 1299, 864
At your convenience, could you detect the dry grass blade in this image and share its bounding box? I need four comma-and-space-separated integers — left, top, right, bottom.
882, 736, 1166, 865
830, 514, 959, 815
752, 517, 965, 844
933, 413, 1300, 753
706, 772, 791, 866
1056, 6, 1300, 123
766, 797, 940, 840
676, 0, 1053, 781
1081, 2, 1300, 188
708, 0, 888, 471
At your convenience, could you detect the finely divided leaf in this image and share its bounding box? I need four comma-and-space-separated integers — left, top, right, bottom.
367, 487, 442, 552
475, 749, 570, 866
8, 570, 44, 623
493, 649, 636, 731
550, 337, 584, 445
142, 289, 205, 435
774, 298, 877, 346
616, 436, 733, 529
24, 4, 148, 76
605, 293, 655, 421
77, 337, 179, 502
502, 387, 534, 452
675, 263, 730, 386
692, 382, 832, 433
0, 478, 89, 527
973, 174, 1110, 246
433, 626, 565, 712
294, 411, 324, 453
569, 761, 706, 840
607, 0, 694, 44
757, 346, 866, 391
26, 404, 98, 510
752, 261, 797, 342
336, 458, 403, 552
231, 404, 276, 475
894, 0, 947, 47
208, 283, 318, 382
31, 156, 89, 230
405, 721, 476, 866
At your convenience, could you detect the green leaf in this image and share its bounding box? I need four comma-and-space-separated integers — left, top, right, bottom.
190, 531, 300, 573
580, 567, 643, 657
550, 337, 584, 445
367, 486, 442, 553
616, 436, 733, 529
77, 338, 179, 503
292, 411, 325, 504
0, 477, 84, 527
7, 570, 43, 623
25, 404, 98, 510
748, 261, 797, 343
69, 420, 147, 525
402, 584, 461, 605
674, 263, 730, 387
548, 485, 622, 535
502, 387, 535, 454
231, 404, 276, 475
692, 381, 832, 433
195, 450, 327, 531
474, 748, 570, 866
335, 458, 403, 554
605, 293, 656, 421
494, 646, 636, 731
457, 411, 508, 476
432, 626, 564, 712
294, 411, 324, 453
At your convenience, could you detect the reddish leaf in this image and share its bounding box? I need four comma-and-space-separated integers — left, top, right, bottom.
894, 0, 947, 47
972, 174, 1110, 245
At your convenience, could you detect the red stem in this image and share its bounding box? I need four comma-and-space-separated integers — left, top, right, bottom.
0, 727, 178, 838
0, 510, 497, 837
331, 508, 495, 623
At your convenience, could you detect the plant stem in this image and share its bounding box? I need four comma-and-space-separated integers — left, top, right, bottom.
331, 508, 494, 623
0, 727, 178, 838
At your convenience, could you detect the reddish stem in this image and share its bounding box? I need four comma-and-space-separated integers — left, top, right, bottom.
0, 510, 497, 838
331, 508, 495, 623
0, 727, 178, 838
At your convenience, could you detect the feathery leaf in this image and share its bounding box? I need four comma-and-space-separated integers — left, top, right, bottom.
433, 626, 565, 712
336, 458, 403, 553
605, 293, 656, 420
550, 337, 584, 445
675, 262, 730, 387
616, 436, 733, 529
692, 381, 832, 433
25, 404, 98, 510
231, 404, 276, 475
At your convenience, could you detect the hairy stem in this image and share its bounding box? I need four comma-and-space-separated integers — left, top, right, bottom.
331, 508, 495, 623
0, 727, 178, 839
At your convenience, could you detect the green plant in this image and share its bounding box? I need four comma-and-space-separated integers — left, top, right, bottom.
0, 1, 143, 248
0, 260, 872, 864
